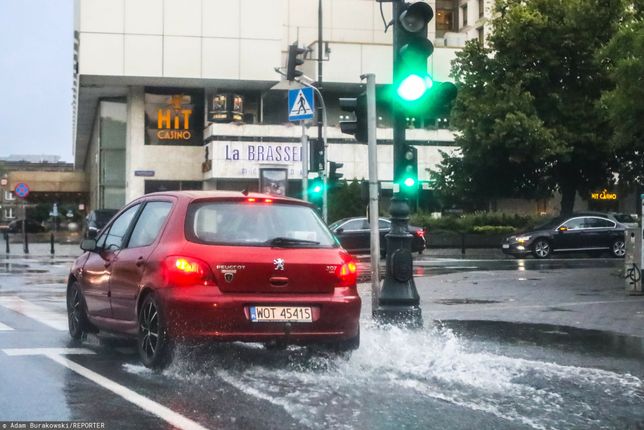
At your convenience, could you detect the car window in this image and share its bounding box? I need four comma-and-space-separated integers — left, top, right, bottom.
102, 204, 140, 250
342, 219, 367, 231
128, 202, 172, 248
585, 217, 615, 228
378, 219, 390, 229
561, 218, 585, 230
187, 202, 336, 247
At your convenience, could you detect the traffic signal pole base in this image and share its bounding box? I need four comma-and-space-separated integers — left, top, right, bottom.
374, 196, 423, 328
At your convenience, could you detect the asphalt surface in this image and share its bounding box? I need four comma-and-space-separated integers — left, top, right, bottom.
0, 247, 642, 429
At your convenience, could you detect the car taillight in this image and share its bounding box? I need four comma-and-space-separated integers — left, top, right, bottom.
163, 256, 215, 286
336, 260, 358, 288
415, 229, 425, 238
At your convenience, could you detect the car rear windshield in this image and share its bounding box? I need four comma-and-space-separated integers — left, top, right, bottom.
186, 201, 337, 247
613, 213, 637, 223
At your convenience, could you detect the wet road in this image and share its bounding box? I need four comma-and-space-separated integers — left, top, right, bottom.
0, 253, 642, 429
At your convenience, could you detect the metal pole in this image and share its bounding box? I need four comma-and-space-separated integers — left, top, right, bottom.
301, 121, 309, 201
4, 232, 9, 254
364, 73, 381, 312
317, 0, 327, 223
22, 204, 28, 254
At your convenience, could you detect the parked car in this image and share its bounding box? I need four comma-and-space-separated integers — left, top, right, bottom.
7, 219, 47, 233
502, 212, 626, 259
68, 191, 361, 368
84, 208, 119, 238
329, 217, 426, 256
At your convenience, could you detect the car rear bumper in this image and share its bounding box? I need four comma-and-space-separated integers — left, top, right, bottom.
157, 286, 361, 343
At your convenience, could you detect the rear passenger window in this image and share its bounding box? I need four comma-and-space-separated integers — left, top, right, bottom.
128, 202, 172, 248
343, 220, 367, 231
586, 217, 615, 228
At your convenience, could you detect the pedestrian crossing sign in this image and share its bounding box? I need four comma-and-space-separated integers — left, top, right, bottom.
288, 87, 315, 121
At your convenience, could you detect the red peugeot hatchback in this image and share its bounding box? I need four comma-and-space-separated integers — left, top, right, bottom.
67, 191, 361, 368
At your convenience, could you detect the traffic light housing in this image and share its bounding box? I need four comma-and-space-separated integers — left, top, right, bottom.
329, 161, 344, 184
339, 92, 367, 142
397, 144, 418, 195
286, 43, 307, 81
308, 176, 324, 206
395, 2, 434, 109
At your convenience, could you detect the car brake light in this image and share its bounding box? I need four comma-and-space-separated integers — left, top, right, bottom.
246, 198, 273, 203
163, 256, 215, 286
415, 229, 425, 238
336, 260, 358, 287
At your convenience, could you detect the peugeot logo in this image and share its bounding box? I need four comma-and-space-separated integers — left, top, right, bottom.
273, 258, 285, 271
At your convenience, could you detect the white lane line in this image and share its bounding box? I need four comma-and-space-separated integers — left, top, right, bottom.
0, 321, 14, 331
1, 347, 210, 430
0, 296, 67, 330
47, 354, 210, 430
3, 347, 95, 356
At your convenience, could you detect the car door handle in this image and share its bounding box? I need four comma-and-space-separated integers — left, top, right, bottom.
136, 257, 145, 267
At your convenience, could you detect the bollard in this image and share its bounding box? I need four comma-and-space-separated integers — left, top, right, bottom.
23, 230, 29, 254
50, 233, 55, 255
461, 233, 466, 256
4, 232, 8, 254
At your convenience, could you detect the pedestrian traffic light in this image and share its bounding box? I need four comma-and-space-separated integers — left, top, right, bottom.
339, 92, 367, 142
329, 161, 344, 184
286, 43, 307, 81
397, 144, 418, 195
394, 2, 434, 109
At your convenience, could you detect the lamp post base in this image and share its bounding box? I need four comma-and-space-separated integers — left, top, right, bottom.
373, 305, 423, 328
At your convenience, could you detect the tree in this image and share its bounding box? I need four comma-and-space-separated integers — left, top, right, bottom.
438, 0, 626, 214
600, 2, 644, 186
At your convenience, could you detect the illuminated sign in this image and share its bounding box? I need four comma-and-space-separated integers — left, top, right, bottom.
209, 93, 244, 123
144, 88, 203, 146
591, 189, 618, 200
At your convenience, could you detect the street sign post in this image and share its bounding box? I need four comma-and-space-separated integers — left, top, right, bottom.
288, 87, 315, 121
14, 182, 30, 199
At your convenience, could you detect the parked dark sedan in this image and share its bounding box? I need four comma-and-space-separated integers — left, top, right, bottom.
329, 217, 426, 256
7, 219, 47, 233
502, 213, 626, 259
84, 209, 119, 238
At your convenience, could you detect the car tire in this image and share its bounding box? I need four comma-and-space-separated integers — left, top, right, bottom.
67, 281, 95, 340
532, 239, 551, 259
138, 293, 173, 369
610, 239, 626, 258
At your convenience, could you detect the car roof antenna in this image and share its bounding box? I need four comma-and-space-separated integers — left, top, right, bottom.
241, 188, 249, 196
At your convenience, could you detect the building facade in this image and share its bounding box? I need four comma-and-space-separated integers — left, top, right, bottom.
73, 0, 486, 214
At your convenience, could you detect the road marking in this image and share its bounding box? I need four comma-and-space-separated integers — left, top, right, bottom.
0, 296, 67, 330
2, 347, 210, 430
0, 321, 14, 331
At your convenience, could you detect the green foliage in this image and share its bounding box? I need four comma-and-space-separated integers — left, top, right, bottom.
410, 211, 546, 234
600, 3, 644, 186
437, 0, 627, 214
328, 180, 366, 223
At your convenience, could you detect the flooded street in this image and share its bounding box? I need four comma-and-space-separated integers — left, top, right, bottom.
0, 251, 643, 429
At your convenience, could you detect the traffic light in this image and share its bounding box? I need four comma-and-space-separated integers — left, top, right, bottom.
286, 43, 307, 81
398, 144, 418, 195
425, 81, 458, 119
394, 2, 434, 108
308, 176, 324, 205
339, 92, 367, 142
329, 161, 344, 184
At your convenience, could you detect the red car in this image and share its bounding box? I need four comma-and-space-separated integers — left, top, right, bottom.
67, 191, 361, 368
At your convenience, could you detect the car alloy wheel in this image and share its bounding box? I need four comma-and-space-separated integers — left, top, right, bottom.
611, 239, 626, 258
67, 282, 92, 340
138, 294, 172, 369
532, 239, 551, 259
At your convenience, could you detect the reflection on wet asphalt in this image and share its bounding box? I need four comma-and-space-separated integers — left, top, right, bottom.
0, 253, 642, 429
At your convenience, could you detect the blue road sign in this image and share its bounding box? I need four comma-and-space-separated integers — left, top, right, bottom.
288, 87, 315, 121
14, 182, 30, 199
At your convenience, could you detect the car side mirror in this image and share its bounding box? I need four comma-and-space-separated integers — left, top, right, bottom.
558, 226, 568, 232
80, 238, 98, 252
335, 228, 344, 234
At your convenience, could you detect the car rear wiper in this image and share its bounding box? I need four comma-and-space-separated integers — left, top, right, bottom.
266, 237, 320, 247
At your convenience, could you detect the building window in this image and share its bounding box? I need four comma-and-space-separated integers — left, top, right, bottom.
4, 191, 15, 201
436, 9, 454, 34
478, 27, 484, 44
461, 4, 468, 27
479, 0, 485, 18
3, 208, 15, 219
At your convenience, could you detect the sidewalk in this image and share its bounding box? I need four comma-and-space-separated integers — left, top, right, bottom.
0, 242, 82, 258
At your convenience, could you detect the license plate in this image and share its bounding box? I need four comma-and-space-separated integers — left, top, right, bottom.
250, 306, 312, 322
502, 244, 510, 249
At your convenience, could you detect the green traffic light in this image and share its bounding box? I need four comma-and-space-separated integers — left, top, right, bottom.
403, 177, 416, 188
312, 185, 322, 193
397, 74, 433, 101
